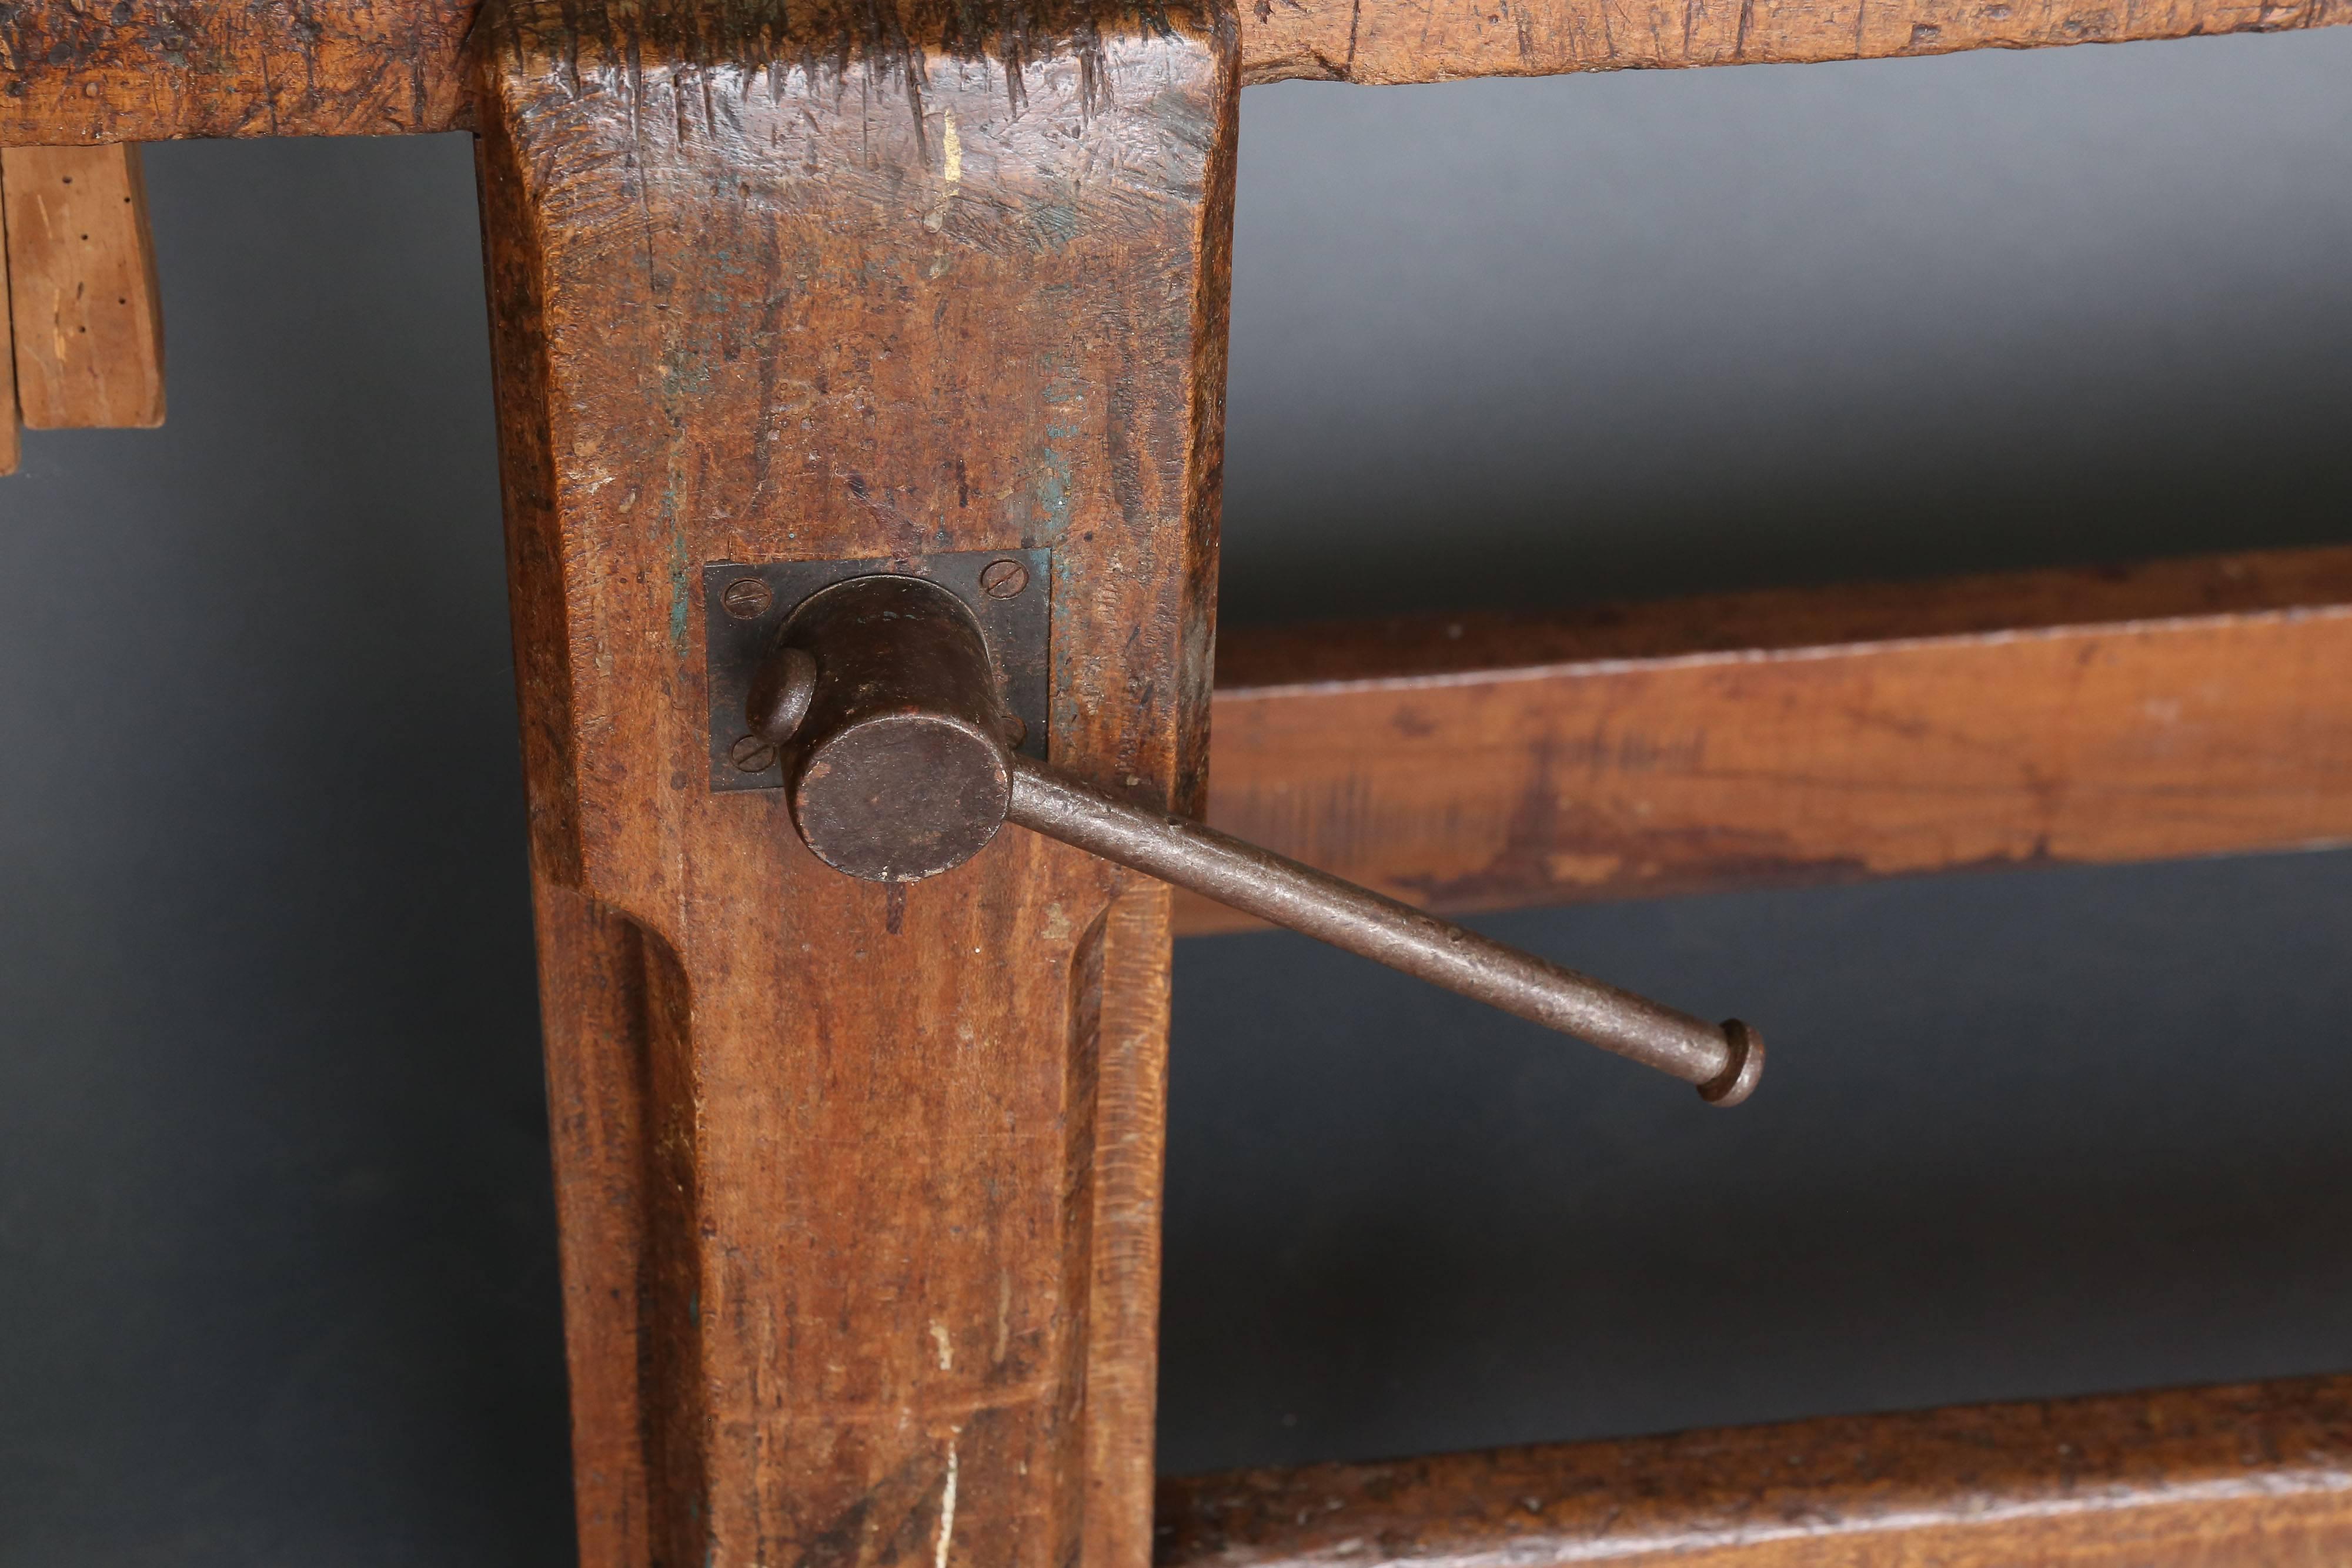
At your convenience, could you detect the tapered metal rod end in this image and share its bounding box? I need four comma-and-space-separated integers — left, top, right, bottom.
1003, 755, 1763, 1103
1696, 1019, 1763, 1107
754, 570, 1772, 1108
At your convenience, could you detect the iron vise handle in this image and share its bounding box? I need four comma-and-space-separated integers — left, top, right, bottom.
749, 573, 1762, 1106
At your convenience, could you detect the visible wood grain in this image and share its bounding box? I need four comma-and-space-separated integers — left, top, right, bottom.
1088, 890, 1180, 1565
1241, 0, 2352, 83
475, 1, 1235, 1563
1182, 546, 2352, 934
529, 883, 658, 1564
1, 143, 163, 429
1154, 1373, 2352, 1567
0, 1, 478, 144
4, 0, 2345, 143
0, 166, 17, 473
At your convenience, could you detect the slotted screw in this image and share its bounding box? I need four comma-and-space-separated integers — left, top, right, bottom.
979, 560, 1029, 599
722, 577, 776, 619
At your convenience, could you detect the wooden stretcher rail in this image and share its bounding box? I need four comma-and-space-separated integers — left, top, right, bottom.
1181, 545, 2352, 935
2, 0, 2344, 145
1152, 1372, 2352, 1567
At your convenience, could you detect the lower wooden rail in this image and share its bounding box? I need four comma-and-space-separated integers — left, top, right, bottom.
1155, 1373, 2352, 1567
1185, 545, 2352, 934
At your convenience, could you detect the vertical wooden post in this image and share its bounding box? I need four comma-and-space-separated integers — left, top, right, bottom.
473, 2, 1235, 1563
0, 163, 17, 473
1, 143, 165, 430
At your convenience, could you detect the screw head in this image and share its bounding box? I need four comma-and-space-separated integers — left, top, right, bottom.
729, 734, 779, 774
978, 559, 1030, 600
721, 577, 776, 619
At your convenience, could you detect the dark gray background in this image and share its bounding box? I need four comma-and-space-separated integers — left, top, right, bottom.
4, 29, 2349, 1563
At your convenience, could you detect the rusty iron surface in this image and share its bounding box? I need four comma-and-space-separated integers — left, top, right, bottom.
1007, 758, 1757, 1101
753, 569, 1759, 1098
701, 548, 1048, 795
774, 574, 1024, 883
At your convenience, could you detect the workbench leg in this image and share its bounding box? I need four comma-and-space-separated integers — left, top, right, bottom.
473, 4, 1236, 1563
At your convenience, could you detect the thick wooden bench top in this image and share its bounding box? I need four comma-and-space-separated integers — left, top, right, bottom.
4, 0, 2343, 146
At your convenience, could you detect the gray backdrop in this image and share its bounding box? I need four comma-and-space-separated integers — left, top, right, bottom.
4, 29, 2349, 1563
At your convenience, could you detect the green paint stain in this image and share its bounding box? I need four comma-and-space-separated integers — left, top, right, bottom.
1031, 443, 1073, 537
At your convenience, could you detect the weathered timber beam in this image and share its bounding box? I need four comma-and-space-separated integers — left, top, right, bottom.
1, 143, 164, 430
1180, 546, 2352, 935
5, 0, 2345, 144
1242, 0, 2349, 82
1152, 1372, 2352, 1567
477, 0, 1233, 1562
0, 2, 479, 143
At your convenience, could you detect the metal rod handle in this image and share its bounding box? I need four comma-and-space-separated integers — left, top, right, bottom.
1007, 757, 1762, 1105
751, 571, 1762, 1106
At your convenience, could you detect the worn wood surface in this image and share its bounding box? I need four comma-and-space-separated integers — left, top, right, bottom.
1, 143, 163, 429
0, 1, 478, 144
0, 166, 16, 473
4, 0, 2344, 143
476, 0, 1235, 1562
1154, 1373, 2352, 1566
1240, 0, 2350, 82
1182, 546, 2352, 934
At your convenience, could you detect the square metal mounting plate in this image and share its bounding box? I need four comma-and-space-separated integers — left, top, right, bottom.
703, 548, 1051, 793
